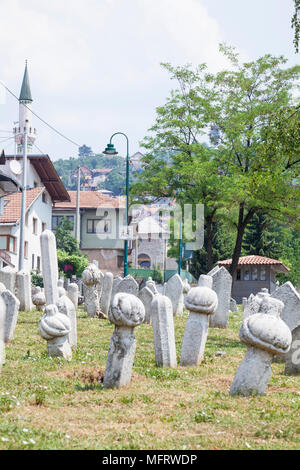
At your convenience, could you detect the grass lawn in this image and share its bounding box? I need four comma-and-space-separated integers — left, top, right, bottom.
0, 306, 299, 450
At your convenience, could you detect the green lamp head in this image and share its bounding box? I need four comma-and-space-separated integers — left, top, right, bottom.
103, 143, 118, 155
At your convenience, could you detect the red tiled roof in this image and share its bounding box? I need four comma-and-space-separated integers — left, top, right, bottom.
218, 255, 290, 272
0, 187, 44, 223
53, 191, 125, 210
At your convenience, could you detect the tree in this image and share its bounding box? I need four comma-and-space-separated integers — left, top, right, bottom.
55, 217, 80, 255
132, 46, 300, 282
78, 145, 93, 158
242, 213, 281, 259
292, 0, 300, 52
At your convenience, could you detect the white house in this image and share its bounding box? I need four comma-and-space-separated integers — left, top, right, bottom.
0, 63, 70, 269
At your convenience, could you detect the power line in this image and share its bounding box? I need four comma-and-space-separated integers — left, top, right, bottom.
0, 79, 80, 148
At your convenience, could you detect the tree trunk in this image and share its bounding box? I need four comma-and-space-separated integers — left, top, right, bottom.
230, 204, 256, 287
206, 216, 213, 273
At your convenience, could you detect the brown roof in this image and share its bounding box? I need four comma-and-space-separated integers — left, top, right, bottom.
53, 191, 125, 210
0, 187, 44, 223
218, 255, 290, 272
5, 155, 70, 202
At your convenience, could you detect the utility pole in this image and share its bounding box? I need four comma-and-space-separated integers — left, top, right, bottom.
75, 166, 81, 245
18, 120, 28, 271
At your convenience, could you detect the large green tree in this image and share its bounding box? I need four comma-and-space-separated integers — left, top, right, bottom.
132, 46, 300, 281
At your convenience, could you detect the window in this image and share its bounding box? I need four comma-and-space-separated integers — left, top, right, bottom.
37, 256, 40, 271
236, 269, 241, 281
87, 219, 111, 234
260, 267, 266, 281
42, 222, 46, 232
52, 215, 74, 230
244, 269, 250, 281
252, 267, 258, 281
24, 241, 28, 259
42, 193, 47, 203
32, 254, 35, 270
33, 217, 38, 234
0, 236, 17, 253
0, 236, 6, 250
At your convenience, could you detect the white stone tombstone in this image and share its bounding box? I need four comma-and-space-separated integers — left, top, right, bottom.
243, 289, 270, 321
97, 270, 104, 305
271, 282, 300, 371
271, 282, 300, 333
0, 267, 17, 295
0, 296, 6, 372
1, 289, 20, 343
285, 325, 300, 375
40, 230, 59, 306
68, 283, 79, 310
138, 286, 155, 324
32, 291, 46, 311
151, 294, 177, 368
111, 276, 123, 303
56, 295, 77, 350
99, 272, 113, 318
116, 275, 139, 296
39, 304, 72, 360
146, 278, 158, 295
230, 297, 292, 396
82, 264, 102, 318
165, 274, 184, 317
16, 270, 32, 311
207, 266, 232, 329
103, 293, 145, 388
180, 275, 218, 366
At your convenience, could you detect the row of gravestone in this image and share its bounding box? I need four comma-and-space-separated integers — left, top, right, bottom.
1, 230, 299, 396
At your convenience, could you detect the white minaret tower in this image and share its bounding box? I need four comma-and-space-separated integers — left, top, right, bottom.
13, 61, 36, 154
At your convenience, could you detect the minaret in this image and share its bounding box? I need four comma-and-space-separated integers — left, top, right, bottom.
13, 61, 36, 154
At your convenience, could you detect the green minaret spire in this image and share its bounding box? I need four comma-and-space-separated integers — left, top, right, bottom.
19, 61, 32, 102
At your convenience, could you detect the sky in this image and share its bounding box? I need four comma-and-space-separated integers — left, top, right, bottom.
0, 0, 298, 161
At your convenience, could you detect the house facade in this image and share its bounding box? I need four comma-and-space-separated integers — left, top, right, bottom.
0, 63, 70, 270
218, 255, 290, 303
52, 191, 126, 274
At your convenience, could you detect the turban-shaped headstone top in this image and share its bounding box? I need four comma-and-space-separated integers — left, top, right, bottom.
109, 293, 145, 327
39, 304, 71, 340
82, 264, 101, 286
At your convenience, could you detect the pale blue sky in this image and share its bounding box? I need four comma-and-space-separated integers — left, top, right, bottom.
0, 0, 298, 161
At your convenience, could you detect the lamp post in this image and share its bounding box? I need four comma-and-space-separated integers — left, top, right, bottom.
103, 132, 130, 277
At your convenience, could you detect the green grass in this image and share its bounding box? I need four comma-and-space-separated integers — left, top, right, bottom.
0, 307, 299, 450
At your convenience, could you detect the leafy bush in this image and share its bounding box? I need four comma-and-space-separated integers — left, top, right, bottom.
31, 270, 44, 288
152, 264, 163, 284
57, 250, 89, 279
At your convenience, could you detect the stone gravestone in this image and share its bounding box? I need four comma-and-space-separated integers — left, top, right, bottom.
111, 276, 123, 304
138, 286, 155, 324
39, 304, 72, 360
103, 293, 145, 388
151, 294, 177, 368
116, 275, 139, 296
0, 296, 6, 372
40, 230, 59, 306
82, 264, 104, 318
271, 282, 300, 374
0, 266, 17, 295
243, 289, 270, 321
146, 277, 158, 295
99, 272, 113, 318
67, 283, 79, 310
180, 275, 218, 366
207, 266, 232, 329
97, 270, 104, 306
56, 295, 77, 350
165, 274, 184, 317
230, 297, 292, 396
1, 289, 20, 343
16, 270, 32, 311
285, 325, 300, 375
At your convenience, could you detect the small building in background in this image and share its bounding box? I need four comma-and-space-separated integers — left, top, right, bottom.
218, 255, 290, 303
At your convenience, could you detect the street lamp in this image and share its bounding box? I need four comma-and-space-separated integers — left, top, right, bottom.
103, 132, 130, 277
